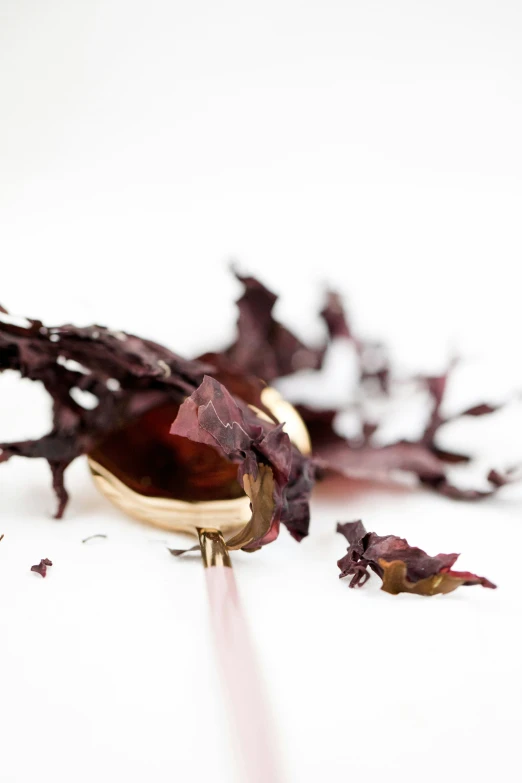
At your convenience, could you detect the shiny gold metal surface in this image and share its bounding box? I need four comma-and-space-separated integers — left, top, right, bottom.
259, 387, 312, 455
88, 457, 251, 534
197, 528, 232, 568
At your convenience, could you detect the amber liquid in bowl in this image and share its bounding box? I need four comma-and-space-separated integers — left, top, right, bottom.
89, 403, 243, 503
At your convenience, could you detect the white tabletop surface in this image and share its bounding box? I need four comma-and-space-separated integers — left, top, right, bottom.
1, 2, 522, 781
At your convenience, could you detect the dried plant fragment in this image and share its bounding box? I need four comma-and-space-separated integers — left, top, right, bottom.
378, 559, 495, 596
337, 521, 495, 595
226, 465, 275, 551
171, 376, 314, 549
224, 270, 326, 382
31, 558, 53, 578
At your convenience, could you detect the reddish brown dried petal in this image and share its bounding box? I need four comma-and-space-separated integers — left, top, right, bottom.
1, 268, 516, 573
170, 376, 314, 549
224, 270, 326, 382
31, 558, 53, 578
378, 560, 496, 595
337, 521, 495, 595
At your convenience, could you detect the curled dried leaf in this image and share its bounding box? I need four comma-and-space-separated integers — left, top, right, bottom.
224, 270, 326, 382
379, 560, 494, 596
167, 544, 200, 557
227, 465, 275, 551
337, 521, 495, 596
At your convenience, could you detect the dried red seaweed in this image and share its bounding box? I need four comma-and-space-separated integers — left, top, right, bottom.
223, 270, 326, 382
31, 558, 53, 578
0, 306, 314, 547
0, 314, 209, 516
0, 269, 517, 578
320, 291, 352, 341
171, 375, 314, 549
320, 290, 390, 391
220, 272, 507, 500
337, 521, 495, 595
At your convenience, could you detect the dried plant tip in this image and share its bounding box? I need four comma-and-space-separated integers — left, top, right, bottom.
0, 314, 209, 517
224, 269, 326, 381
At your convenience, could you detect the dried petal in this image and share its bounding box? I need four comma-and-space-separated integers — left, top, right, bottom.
224, 270, 326, 381
227, 464, 275, 551
320, 291, 352, 340
31, 558, 53, 578
337, 521, 495, 595
170, 376, 314, 549
378, 560, 495, 596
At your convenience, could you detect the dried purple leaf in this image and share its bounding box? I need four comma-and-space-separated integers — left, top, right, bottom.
224, 270, 326, 382
31, 558, 53, 578
0, 316, 209, 516
337, 521, 495, 595
1, 268, 518, 577
296, 373, 506, 502
221, 273, 508, 501
170, 375, 314, 549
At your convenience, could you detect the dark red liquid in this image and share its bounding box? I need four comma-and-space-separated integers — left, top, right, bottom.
90, 403, 243, 502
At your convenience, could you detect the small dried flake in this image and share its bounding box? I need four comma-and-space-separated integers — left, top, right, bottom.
82, 534, 107, 544
31, 558, 53, 578
222, 273, 510, 502
224, 270, 326, 381
167, 544, 199, 557
337, 521, 495, 596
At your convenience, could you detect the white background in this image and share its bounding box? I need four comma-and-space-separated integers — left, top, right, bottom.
1, 2, 521, 781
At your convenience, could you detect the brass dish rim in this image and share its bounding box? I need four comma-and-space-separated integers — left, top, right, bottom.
87, 457, 252, 535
